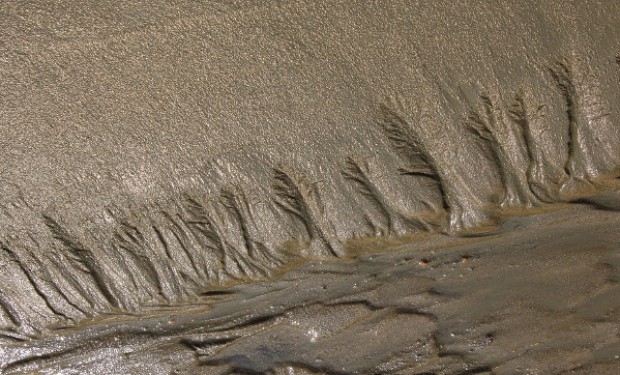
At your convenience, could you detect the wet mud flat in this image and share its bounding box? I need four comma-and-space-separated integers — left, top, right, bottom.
1, 1, 620, 374
2, 203, 619, 374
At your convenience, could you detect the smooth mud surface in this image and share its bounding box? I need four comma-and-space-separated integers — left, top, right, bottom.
1, 1, 620, 373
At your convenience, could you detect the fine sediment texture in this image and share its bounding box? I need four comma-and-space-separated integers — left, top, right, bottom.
1, 1, 620, 373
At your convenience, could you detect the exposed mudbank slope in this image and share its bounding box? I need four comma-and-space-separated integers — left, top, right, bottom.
0, 0, 620, 355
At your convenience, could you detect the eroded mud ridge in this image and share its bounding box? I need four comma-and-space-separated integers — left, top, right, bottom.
1, 1, 620, 373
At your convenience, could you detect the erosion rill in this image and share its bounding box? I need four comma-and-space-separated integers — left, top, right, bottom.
0, 1, 620, 374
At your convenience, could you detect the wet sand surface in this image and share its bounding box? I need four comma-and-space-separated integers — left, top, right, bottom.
1, 1, 620, 373
1, 204, 619, 374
